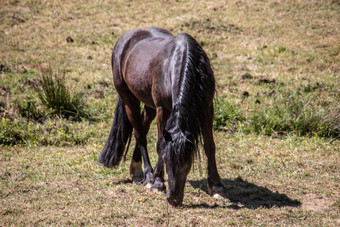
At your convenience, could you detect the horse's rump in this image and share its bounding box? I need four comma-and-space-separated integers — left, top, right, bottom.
114, 28, 174, 108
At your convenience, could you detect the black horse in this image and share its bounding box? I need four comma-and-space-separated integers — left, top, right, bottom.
99, 27, 226, 206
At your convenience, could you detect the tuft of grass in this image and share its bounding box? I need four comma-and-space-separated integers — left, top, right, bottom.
0, 118, 26, 145
16, 96, 46, 122
34, 68, 88, 121
213, 96, 245, 131
250, 91, 340, 138
214, 92, 339, 139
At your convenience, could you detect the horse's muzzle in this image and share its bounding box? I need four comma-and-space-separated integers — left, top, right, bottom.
167, 194, 183, 207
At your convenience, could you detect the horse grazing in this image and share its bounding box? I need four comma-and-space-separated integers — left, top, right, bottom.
99, 27, 226, 206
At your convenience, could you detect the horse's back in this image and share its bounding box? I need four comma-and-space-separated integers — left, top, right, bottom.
112, 27, 174, 107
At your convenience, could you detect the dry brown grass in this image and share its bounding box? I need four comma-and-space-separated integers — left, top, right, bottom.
1, 132, 339, 226
1, 0, 339, 226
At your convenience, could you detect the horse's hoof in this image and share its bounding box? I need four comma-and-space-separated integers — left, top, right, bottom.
151, 178, 166, 193
132, 176, 143, 184
151, 187, 165, 194
213, 193, 225, 199
143, 172, 154, 188
208, 183, 227, 198
167, 196, 183, 207
144, 182, 153, 189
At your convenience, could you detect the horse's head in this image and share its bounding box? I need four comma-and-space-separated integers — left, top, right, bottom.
159, 129, 194, 207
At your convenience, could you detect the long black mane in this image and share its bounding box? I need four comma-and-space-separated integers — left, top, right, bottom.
164, 33, 215, 165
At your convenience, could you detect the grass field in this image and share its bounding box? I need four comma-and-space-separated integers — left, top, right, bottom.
1, 0, 339, 226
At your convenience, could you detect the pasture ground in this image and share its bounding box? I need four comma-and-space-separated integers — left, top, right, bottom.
1, 0, 339, 226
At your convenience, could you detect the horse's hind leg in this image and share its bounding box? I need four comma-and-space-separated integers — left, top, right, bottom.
130, 105, 156, 184
202, 104, 227, 198
130, 148, 143, 184
124, 99, 155, 187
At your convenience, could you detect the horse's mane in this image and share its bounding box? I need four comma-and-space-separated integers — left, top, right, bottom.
165, 33, 215, 165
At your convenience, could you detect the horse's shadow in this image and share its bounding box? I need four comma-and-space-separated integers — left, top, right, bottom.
188, 176, 301, 209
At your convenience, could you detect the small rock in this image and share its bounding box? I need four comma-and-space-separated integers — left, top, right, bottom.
241, 72, 253, 80
242, 91, 250, 98
66, 36, 74, 43
87, 56, 93, 60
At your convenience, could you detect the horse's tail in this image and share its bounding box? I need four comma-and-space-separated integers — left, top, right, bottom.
98, 96, 133, 168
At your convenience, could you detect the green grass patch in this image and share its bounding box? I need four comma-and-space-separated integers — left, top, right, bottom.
250, 91, 339, 138
213, 96, 245, 131
213, 92, 339, 139
0, 117, 92, 146
34, 67, 89, 120
16, 96, 46, 122
0, 118, 27, 145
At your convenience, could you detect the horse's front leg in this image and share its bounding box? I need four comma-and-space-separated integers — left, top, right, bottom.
151, 152, 166, 193
202, 104, 227, 198
203, 137, 227, 198
139, 144, 153, 188
150, 137, 168, 193
150, 106, 170, 193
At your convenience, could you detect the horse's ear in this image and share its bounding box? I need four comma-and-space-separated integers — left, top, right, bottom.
163, 129, 172, 142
